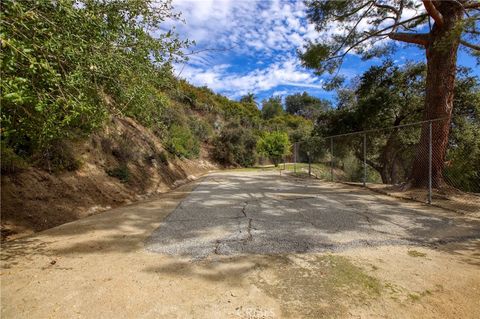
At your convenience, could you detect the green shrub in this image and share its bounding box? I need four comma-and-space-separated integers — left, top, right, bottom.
36, 140, 82, 172
166, 124, 200, 159
0, 143, 28, 174
157, 151, 169, 165
125, 90, 170, 138
213, 123, 258, 167
189, 118, 213, 142
0, 0, 187, 159
257, 131, 291, 166
106, 165, 130, 183
160, 103, 189, 131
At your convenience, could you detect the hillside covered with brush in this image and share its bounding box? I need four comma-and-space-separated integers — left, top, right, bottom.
0, 0, 314, 239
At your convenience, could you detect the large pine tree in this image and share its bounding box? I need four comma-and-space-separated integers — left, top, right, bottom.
300, 0, 480, 187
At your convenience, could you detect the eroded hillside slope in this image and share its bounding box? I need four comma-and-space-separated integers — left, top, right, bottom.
1, 116, 216, 240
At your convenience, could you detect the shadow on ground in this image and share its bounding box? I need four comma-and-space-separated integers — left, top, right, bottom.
2, 172, 480, 269
144, 173, 480, 262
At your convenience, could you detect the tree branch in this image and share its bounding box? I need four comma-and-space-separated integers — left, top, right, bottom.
323, 14, 428, 64
389, 32, 430, 46
332, 2, 376, 56
465, 29, 480, 35
423, 0, 444, 27
464, 2, 480, 9
460, 39, 480, 51
373, 2, 399, 14
330, 1, 373, 20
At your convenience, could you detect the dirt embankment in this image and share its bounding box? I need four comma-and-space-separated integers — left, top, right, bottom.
1, 116, 217, 240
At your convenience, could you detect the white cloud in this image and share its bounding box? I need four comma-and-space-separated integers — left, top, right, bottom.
158, 0, 449, 101
168, 0, 331, 98
170, 0, 326, 56
272, 90, 289, 97
179, 55, 325, 98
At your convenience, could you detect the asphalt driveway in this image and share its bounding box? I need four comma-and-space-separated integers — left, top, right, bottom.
2, 170, 480, 319
146, 171, 480, 259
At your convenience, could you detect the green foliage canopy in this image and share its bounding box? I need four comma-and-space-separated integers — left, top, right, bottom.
1, 0, 188, 157
300, 0, 479, 79
314, 61, 480, 189
167, 124, 199, 159
261, 96, 283, 119
213, 122, 258, 167
256, 131, 292, 166
285, 92, 331, 120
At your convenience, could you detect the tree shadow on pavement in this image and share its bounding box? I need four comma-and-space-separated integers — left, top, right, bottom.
2, 172, 480, 269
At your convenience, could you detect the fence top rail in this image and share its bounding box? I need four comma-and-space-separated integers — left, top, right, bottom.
322, 117, 449, 139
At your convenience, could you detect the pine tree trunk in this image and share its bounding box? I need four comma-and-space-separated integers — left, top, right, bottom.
410, 2, 462, 188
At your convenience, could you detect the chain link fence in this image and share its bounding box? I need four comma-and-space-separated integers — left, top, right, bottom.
284, 118, 480, 213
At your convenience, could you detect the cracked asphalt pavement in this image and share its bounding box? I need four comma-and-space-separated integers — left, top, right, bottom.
146, 171, 480, 259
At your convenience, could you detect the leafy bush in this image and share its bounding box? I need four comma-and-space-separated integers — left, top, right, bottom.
125, 90, 171, 138
166, 124, 200, 159
107, 165, 130, 183
1, 0, 187, 160
1, 142, 28, 174
213, 123, 258, 167
157, 151, 169, 165
189, 118, 213, 142
256, 131, 291, 166
35, 140, 82, 172
261, 96, 283, 119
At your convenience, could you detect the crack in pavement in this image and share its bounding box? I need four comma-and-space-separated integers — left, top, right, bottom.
146, 172, 480, 259
241, 201, 248, 218
213, 240, 221, 255
210, 200, 256, 254
244, 218, 253, 244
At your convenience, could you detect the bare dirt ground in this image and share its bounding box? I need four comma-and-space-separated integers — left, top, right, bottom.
365, 183, 480, 217
1, 171, 479, 318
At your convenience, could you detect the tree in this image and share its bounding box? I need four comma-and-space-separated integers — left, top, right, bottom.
336, 88, 357, 110
446, 68, 480, 192
213, 122, 258, 167
1, 0, 187, 158
167, 124, 199, 159
257, 131, 291, 166
314, 62, 479, 189
261, 96, 283, 119
301, 0, 480, 187
265, 114, 314, 143
318, 62, 425, 184
238, 93, 260, 120
285, 92, 331, 120
355, 62, 425, 184
239, 93, 257, 105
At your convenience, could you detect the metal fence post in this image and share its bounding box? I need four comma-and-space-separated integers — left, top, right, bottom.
363, 134, 367, 187
330, 137, 334, 182
294, 142, 297, 173
307, 151, 311, 177
428, 121, 432, 204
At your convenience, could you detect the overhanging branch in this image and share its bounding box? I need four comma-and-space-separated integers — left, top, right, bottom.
460, 39, 480, 51
373, 2, 399, 14
464, 2, 480, 9
423, 0, 444, 27
322, 15, 428, 64
389, 32, 429, 46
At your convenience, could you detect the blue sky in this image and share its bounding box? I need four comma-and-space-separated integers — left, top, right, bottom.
166, 0, 479, 105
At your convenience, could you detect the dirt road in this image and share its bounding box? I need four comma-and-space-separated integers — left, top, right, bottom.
2, 171, 480, 318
